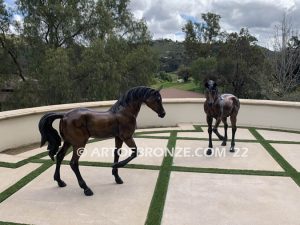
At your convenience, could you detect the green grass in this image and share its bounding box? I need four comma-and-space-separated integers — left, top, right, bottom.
0, 222, 29, 225
172, 166, 287, 177
0, 152, 49, 168
249, 128, 300, 187
61, 160, 161, 171
193, 125, 204, 132
152, 80, 203, 93
0, 162, 52, 203
145, 131, 177, 225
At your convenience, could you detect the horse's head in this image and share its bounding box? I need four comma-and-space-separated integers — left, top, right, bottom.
205, 80, 218, 107
144, 88, 166, 118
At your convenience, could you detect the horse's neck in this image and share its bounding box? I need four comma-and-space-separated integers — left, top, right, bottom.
205, 94, 220, 103
122, 101, 142, 118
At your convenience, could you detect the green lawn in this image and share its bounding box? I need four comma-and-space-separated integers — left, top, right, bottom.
152, 80, 203, 93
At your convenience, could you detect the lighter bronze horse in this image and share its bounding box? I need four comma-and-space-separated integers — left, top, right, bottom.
39, 86, 166, 196
204, 80, 240, 155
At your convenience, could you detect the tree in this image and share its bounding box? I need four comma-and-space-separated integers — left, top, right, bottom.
38, 48, 73, 104
177, 65, 190, 82
201, 12, 221, 43
218, 28, 265, 98
182, 21, 202, 60
17, 0, 95, 48
1, 0, 157, 110
75, 36, 157, 101
190, 57, 218, 85
0, 0, 25, 81
182, 12, 222, 60
270, 13, 300, 96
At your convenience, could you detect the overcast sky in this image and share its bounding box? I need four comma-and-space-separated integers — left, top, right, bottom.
4, 0, 300, 48
128, 0, 300, 48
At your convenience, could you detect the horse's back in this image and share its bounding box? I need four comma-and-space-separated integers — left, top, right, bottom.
62, 108, 119, 140
220, 94, 240, 116
221, 94, 239, 106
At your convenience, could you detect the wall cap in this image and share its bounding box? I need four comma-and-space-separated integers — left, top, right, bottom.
1, 98, 300, 120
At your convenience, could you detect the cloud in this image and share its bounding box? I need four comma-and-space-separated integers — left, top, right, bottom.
129, 0, 300, 47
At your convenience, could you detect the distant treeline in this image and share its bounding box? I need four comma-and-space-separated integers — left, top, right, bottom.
0, 0, 158, 110
0, 1, 299, 111
153, 12, 300, 100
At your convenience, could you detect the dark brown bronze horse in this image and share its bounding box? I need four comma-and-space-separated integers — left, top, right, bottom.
204, 80, 240, 155
39, 86, 166, 196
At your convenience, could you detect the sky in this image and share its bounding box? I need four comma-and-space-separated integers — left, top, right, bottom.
4, 0, 300, 48
128, 0, 300, 48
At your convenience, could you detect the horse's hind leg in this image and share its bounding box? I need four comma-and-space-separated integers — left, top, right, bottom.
70, 145, 93, 196
54, 141, 71, 187
230, 115, 237, 152
221, 117, 228, 146
213, 118, 224, 141
112, 137, 124, 184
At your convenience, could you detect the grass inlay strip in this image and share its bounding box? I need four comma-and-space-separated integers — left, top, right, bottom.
193, 125, 203, 132
60, 160, 161, 171
172, 166, 287, 177
0, 162, 52, 203
0, 152, 48, 168
249, 128, 300, 187
145, 131, 177, 225
0, 221, 30, 225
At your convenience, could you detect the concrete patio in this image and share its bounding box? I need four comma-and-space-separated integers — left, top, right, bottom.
1, 124, 300, 225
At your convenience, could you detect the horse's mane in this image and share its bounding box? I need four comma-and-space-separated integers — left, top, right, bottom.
109, 86, 158, 113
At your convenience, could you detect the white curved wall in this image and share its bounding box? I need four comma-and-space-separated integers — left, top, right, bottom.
0, 98, 299, 152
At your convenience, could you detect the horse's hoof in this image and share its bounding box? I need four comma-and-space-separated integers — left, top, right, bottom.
84, 188, 94, 196
221, 142, 227, 146
57, 180, 67, 187
230, 148, 235, 153
206, 149, 212, 155
115, 177, 124, 184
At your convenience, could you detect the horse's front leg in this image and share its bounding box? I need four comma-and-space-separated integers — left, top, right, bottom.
207, 115, 213, 155
213, 117, 224, 141
112, 137, 124, 184
112, 137, 137, 168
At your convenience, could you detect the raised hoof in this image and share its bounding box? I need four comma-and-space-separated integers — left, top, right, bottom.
230, 148, 235, 153
115, 177, 124, 184
221, 142, 227, 146
57, 180, 67, 187
206, 149, 212, 155
84, 187, 94, 196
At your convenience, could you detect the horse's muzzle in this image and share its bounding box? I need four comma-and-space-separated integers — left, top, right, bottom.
159, 112, 166, 118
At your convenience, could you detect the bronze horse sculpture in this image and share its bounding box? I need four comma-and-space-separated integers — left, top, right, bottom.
204, 80, 240, 155
39, 86, 166, 196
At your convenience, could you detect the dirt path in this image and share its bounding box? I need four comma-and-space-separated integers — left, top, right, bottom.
160, 88, 204, 98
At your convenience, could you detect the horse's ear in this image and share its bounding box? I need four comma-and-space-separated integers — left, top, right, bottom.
157, 85, 163, 92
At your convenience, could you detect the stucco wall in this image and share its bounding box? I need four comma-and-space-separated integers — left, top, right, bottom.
0, 98, 299, 152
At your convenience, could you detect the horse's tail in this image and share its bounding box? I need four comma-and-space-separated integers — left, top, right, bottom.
38, 112, 65, 161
